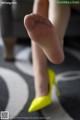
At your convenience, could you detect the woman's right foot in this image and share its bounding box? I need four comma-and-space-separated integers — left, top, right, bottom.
28, 69, 57, 112
24, 13, 64, 64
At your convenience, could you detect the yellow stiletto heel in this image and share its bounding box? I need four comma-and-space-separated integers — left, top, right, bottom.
48, 69, 60, 96
28, 68, 60, 113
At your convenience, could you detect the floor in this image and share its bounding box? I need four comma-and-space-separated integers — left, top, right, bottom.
0, 37, 80, 120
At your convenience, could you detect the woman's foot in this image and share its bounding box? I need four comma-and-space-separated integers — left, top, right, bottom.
24, 13, 64, 64
28, 69, 56, 112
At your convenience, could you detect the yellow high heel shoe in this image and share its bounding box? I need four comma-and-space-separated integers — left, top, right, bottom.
28, 68, 60, 113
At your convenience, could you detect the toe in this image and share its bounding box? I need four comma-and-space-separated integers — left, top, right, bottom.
24, 14, 35, 31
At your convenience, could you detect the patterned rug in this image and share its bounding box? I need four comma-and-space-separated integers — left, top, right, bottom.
0, 38, 80, 120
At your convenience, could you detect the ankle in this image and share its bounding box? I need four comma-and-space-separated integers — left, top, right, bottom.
35, 88, 49, 98
35, 77, 49, 97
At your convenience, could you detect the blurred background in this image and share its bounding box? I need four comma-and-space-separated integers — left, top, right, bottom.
0, 0, 80, 120
0, 0, 33, 61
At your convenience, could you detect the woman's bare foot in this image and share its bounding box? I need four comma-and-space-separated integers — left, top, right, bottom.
24, 13, 64, 64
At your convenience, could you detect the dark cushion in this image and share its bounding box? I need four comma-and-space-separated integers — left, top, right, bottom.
11, 0, 34, 21
66, 9, 80, 36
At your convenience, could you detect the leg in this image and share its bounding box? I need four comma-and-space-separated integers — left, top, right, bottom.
3, 38, 16, 61
49, 0, 71, 47
24, 1, 71, 64
32, 0, 49, 97
24, 0, 71, 113
24, 13, 64, 64
24, 0, 71, 96
24, 0, 49, 97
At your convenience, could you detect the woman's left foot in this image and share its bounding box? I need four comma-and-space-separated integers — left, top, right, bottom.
24, 13, 64, 64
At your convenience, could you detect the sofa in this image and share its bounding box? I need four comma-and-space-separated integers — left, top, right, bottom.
0, 0, 34, 60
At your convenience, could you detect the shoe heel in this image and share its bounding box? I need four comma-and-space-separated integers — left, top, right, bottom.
48, 68, 60, 96
51, 70, 60, 96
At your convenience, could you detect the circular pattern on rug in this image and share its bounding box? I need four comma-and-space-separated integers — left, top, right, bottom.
0, 43, 80, 120
0, 67, 29, 119
0, 76, 9, 111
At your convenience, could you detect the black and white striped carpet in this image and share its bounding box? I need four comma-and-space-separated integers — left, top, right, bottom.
0, 38, 80, 120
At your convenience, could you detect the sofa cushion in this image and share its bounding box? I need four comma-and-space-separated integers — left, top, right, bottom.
11, 0, 34, 21
66, 9, 80, 36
